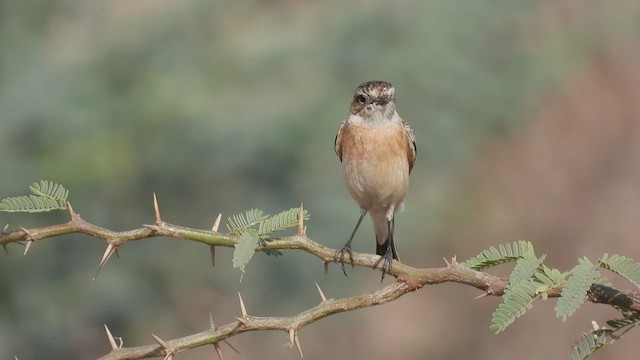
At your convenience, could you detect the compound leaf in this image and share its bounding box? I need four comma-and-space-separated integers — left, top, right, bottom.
599, 254, 640, 289
232, 231, 260, 271
463, 240, 535, 270
556, 258, 600, 322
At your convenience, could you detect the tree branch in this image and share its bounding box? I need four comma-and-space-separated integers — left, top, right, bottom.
98, 281, 410, 360
2, 202, 640, 359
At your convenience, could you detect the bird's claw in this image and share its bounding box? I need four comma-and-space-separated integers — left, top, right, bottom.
335, 244, 355, 276
373, 249, 394, 282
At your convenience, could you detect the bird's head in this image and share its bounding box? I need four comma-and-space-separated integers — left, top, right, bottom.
350, 81, 397, 121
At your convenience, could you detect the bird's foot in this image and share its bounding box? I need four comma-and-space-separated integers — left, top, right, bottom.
335, 243, 355, 276
373, 247, 394, 282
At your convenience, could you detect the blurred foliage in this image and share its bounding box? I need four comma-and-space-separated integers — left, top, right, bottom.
0, 180, 69, 212
1, 1, 640, 359
463, 241, 640, 358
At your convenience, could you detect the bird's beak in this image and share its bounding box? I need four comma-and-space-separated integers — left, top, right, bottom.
376, 97, 390, 106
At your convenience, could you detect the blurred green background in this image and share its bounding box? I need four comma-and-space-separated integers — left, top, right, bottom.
2, 1, 640, 359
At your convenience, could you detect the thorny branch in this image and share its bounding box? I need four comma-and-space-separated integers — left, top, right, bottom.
2, 200, 640, 359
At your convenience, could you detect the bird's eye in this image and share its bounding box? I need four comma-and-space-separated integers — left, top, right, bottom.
356, 95, 366, 104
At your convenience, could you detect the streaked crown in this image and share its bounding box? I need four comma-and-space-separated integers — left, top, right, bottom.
350, 81, 396, 117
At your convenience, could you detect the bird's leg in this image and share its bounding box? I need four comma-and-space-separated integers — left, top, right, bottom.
336, 210, 367, 276
373, 217, 394, 281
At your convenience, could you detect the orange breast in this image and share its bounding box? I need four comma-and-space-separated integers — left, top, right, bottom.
340, 123, 410, 211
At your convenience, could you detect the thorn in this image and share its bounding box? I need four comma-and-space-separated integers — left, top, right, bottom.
93, 243, 117, 281
315, 282, 327, 302
100, 244, 115, 267
235, 317, 248, 326
211, 213, 222, 232
323, 261, 329, 276
238, 292, 247, 317
104, 325, 118, 350
142, 224, 161, 231
152, 193, 162, 226
23, 240, 32, 256
592, 321, 600, 331
207, 317, 241, 354
151, 333, 170, 350
288, 328, 295, 347
18, 227, 34, 256
443, 257, 450, 267
209, 245, 216, 268
223, 339, 240, 354
2, 244, 8, 255
210, 315, 239, 353
294, 333, 303, 358
474, 292, 489, 300
3, 223, 8, 232
214, 343, 224, 360
297, 202, 305, 236
67, 202, 79, 220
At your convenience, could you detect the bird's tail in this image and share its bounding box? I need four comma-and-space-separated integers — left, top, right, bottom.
374, 215, 399, 260
376, 236, 399, 260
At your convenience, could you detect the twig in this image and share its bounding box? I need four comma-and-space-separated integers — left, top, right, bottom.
2, 213, 640, 359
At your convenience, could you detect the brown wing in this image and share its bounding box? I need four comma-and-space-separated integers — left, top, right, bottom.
334, 119, 346, 161
402, 119, 417, 173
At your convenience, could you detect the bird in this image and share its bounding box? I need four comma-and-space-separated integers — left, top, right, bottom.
334, 80, 416, 279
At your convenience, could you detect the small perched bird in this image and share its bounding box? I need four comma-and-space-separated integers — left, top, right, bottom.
334, 81, 416, 278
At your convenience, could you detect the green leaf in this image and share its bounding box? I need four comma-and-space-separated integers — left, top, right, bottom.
0, 180, 69, 213
534, 266, 566, 300
226, 209, 269, 235
257, 207, 309, 236
556, 258, 600, 322
606, 313, 640, 329
226, 206, 311, 268
568, 313, 640, 360
569, 330, 609, 360
509, 254, 546, 285
535, 265, 566, 288
232, 231, 260, 271
29, 180, 69, 202
599, 254, 640, 289
462, 240, 535, 270
263, 249, 283, 257
490, 279, 539, 333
